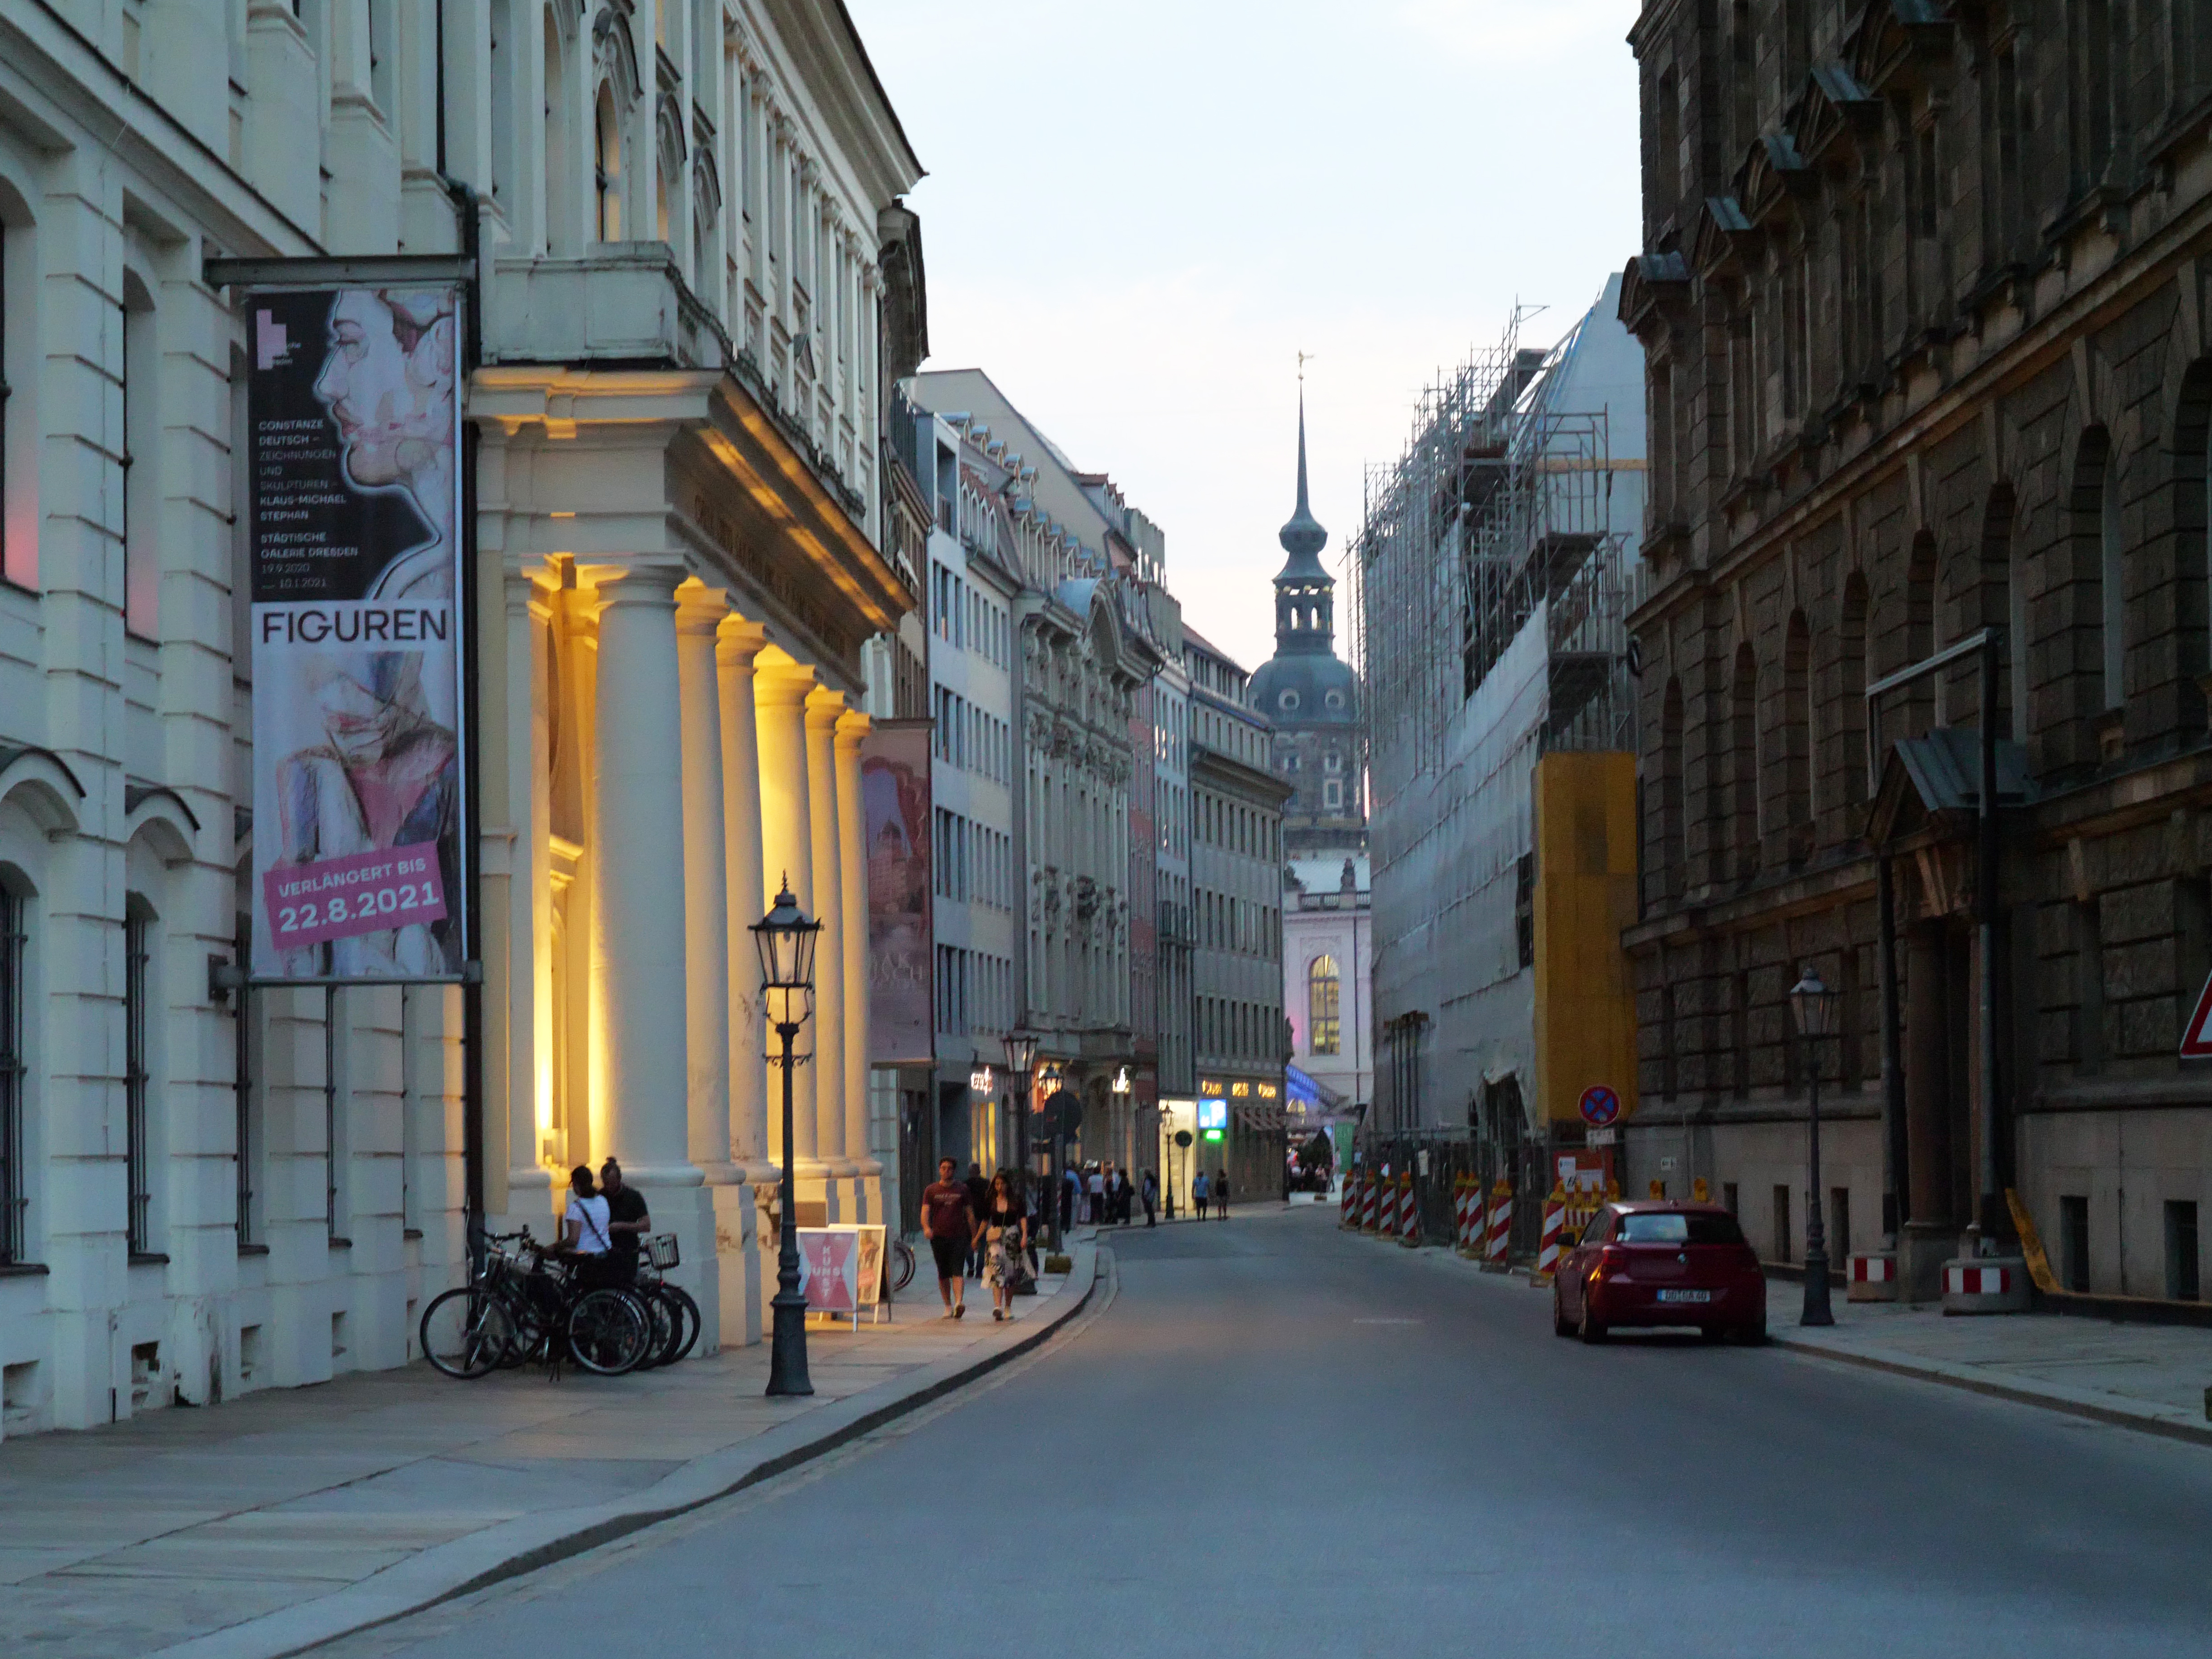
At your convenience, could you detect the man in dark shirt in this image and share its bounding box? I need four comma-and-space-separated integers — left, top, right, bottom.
963, 1162, 991, 1276
921, 1157, 975, 1319
599, 1158, 651, 1280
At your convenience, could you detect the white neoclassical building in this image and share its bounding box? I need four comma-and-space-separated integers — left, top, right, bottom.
0, 0, 921, 1437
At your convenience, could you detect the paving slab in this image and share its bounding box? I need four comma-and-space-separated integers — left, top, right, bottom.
14, 1246, 1097, 1659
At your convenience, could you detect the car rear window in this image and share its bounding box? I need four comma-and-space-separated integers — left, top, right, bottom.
1619, 1212, 1746, 1245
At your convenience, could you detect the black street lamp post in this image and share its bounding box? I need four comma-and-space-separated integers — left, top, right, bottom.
752, 878, 821, 1397
1002, 1030, 1038, 1225
1788, 963, 1838, 1328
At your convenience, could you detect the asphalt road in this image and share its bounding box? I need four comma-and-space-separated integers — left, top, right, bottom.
328, 1206, 2212, 1659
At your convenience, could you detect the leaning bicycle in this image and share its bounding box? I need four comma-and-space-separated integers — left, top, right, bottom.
421, 1229, 653, 1379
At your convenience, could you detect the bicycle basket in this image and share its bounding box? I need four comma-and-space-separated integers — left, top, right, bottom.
646, 1233, 681, 1270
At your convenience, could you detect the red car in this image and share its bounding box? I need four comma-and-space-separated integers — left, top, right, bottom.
1551, 1201, 1766, 1344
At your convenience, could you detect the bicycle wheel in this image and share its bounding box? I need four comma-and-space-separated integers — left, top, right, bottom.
661, 1284, 702, 1363
420, 1287, 516, 1379
632, 1287, 676, 1370
891, 1238, 916, 1293
566, 1287, 650, 1375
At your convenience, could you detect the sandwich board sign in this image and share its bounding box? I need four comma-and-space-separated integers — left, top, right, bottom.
2181, 971, 2212, 1058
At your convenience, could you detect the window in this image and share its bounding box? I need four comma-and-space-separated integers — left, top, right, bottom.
2101, 452, 2124, 709
1731, 643, 1758, 878
122, 276, 158, 639
0, 883, 24, 1262
125, 897, 153, 1256
1783, 611, 1810, 860
594, 83, 622, 240
2167, 1201, 2200, 1302
1278, 689, 1299, 711
1323, 778, 1343, 810
2059, 1194, 2091, 1292
1308, 955, 1340, 1055
1324, 689, 1344, 709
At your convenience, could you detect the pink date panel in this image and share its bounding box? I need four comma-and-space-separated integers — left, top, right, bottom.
264, 846, 447, 952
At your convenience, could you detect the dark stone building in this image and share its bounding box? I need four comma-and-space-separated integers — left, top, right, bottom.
1618, 0, 2212, 1298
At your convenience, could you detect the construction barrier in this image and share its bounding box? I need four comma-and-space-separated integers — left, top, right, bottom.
1453, 1175, 1475, 1255
1361, 1172, 1384, 1233
1535, 1182, 1566, 1282
1340, 1172, 1361, 1228
1485, 1179, 1513, 1263
1377, 1174, 1400, 1240
1397, 1173, 1420, 1246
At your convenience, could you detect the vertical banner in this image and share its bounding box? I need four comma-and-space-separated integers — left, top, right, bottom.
861, 718, 933, 1065
245, 287, 467, 980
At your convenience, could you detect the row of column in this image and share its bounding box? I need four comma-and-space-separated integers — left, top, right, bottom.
592, 563, 875, 1195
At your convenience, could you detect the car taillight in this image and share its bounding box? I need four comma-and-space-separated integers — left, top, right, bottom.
1599, 1246, 1629, 1275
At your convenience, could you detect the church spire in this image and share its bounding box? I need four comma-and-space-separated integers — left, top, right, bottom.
1276, 387, 1329, 577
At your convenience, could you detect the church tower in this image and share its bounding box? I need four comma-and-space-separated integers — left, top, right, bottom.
1250, 393, 1364, 855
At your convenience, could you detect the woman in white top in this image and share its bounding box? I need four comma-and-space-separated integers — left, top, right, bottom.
564, 1165, 612, 1256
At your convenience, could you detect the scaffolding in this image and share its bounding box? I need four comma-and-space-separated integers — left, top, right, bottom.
1347, 307, 1635, 818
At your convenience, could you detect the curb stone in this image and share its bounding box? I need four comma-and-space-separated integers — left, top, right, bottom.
145, 1241, 1102, 1659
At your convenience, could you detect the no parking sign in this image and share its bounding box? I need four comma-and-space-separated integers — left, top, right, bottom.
1578, 1084, 1621, 1128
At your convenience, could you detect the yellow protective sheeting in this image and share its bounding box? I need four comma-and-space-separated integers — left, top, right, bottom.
1531, 750, 1640, 1127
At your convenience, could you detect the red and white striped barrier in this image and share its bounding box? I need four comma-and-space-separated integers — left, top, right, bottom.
1377, 1175, 1401, 1240
1942, 1255, 2030, 1313
1485, 1179, 1513, 1263
1361, 1174, 1383, 1232
1534, 1183, 1566, 1283
1453, 1176, 1475, 1255
1848, 1252, 1901, 1301
1397, 1174, 1419, 1246
1341, 1173, 1361, 1228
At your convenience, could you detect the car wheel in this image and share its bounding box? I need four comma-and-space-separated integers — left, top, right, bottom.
1553, 1292, 1574, 1337
1735, 1315, 1768, 1346
1578, 1301, 1606, 1344
1698, 1325, 1726, 1343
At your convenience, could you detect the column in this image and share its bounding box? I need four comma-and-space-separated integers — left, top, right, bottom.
1901, 919, 1956, 1300
717, 618, 770, 1173
835, 707, 877, 1195
753, 654, 817, 1168
589, 565, 696, 1184
676, 584, 735, 1182
805, 687, 850, 1187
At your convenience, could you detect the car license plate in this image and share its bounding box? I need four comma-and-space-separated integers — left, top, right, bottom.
1655, 1289, 1712, 1303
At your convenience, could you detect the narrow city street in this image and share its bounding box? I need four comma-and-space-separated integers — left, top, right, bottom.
320, 1206, 2212, 1659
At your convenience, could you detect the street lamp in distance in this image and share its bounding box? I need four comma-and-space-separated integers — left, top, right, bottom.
1787, 963, 1838, 1329
751, 877, 821, 1396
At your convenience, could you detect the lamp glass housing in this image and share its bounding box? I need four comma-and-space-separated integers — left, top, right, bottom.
750, 879, 820, 1027
1002, 1031, 1039, 1077
1788, 966, 1837, 1039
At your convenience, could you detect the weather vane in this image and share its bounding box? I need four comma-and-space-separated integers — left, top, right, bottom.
1297, 349, 1313, 384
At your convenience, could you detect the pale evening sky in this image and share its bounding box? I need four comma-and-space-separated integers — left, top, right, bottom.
845, 0, 1646, 675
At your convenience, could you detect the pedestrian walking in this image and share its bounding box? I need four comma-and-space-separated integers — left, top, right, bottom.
979, 1172, 1030, 1322
1193, 1168, 1209, 1220
1215, 1169, 1231, 1219
921, 1157, 976, 1319
964, 1161, 990, 1276
1115, 1166, 1134, 1224
1087, 1164, 1105, 1225
1060, 1165, 1078, 1235
1141, 1169, 1158, 1227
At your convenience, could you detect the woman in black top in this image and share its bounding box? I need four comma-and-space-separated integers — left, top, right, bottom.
979, 1172, 1030, 1322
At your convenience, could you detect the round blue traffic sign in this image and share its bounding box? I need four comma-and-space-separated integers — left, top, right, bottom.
1578, 1085, 1621, 1127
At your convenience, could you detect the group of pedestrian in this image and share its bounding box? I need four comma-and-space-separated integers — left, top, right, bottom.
919, 1158, 1035, 1322
1065, 1161, 1143, 1226
1190, 1168, 1231, 1220
561, 1158, 653, 1283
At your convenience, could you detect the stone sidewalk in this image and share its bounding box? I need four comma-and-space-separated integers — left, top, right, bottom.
14, 1242, 1100, 1659
1768, 1285, 2212, 1445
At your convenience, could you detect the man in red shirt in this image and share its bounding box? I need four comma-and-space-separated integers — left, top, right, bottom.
921, 1157, 976, 1319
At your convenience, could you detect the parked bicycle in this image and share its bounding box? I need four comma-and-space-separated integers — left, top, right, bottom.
421, 1227, 694, 1379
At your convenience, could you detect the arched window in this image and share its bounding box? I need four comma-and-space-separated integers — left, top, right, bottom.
594, 83, 621, 240
2101, 448, 2124, 710
124, 893, 154, 1256
0, 870, 28, 1263
1905, 530, 1937, 732
1660, 676, 1684, 899
1307, 955, 1340, 1055
1840, 572, 1869, 804
1784, 610, 1811, 861
1731, 642, 1759, 879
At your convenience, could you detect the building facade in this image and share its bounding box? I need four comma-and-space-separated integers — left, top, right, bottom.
1185, 631, 1291, 1206
0, 0, 921, 1437
1619, 0, 2212, 1296
1352, 287, 1646, 1201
